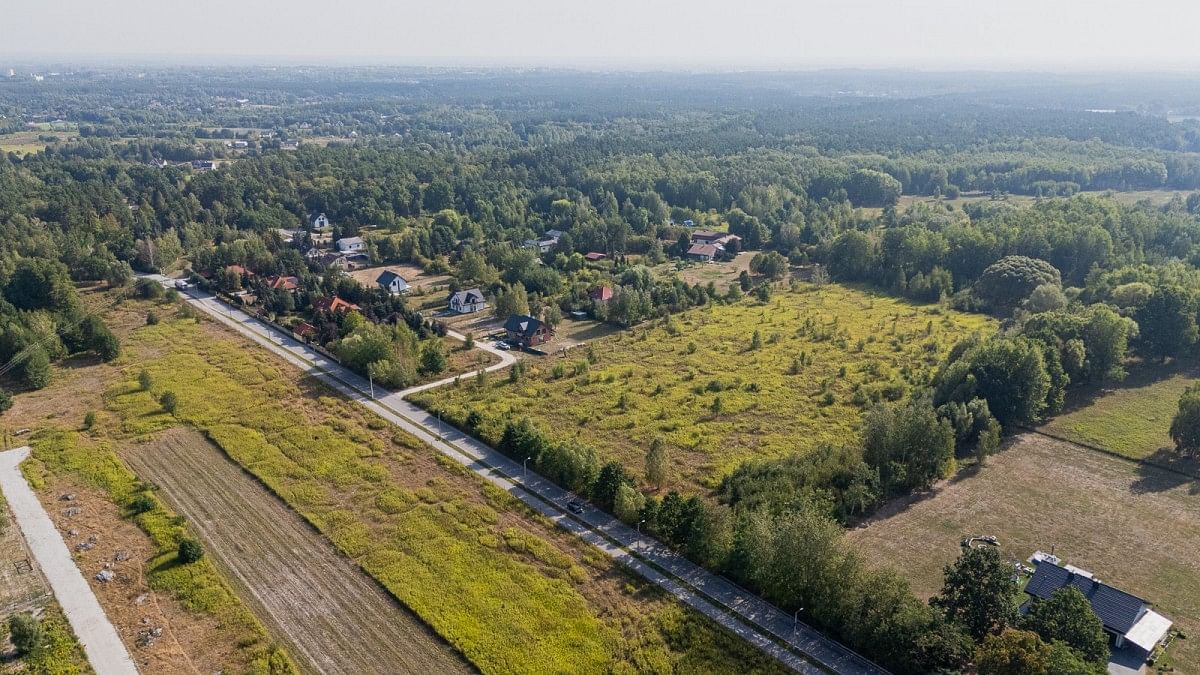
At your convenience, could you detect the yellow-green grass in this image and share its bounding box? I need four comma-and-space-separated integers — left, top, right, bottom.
414, 283, 994, 491
1, 602, 92, 674
1040, 359, 1200, 461
22, 430, 296, 675
846, 433, 1200, 670
94, 307, 785, 674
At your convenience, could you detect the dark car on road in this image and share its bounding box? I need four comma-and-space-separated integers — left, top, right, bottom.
567, 500, 584, 515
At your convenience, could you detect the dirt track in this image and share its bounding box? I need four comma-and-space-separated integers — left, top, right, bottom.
123, 429, 471, 675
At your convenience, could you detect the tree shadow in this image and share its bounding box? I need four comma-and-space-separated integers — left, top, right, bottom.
1130, 447, 1200, 496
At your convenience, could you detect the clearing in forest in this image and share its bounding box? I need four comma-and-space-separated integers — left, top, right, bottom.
414, 282, 993, 491
845, 433, 1200, 671
123, 427, 469, 675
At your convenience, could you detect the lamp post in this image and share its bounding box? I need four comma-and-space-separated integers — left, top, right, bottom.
523, 456, 530, 478
368, 372, 375, 400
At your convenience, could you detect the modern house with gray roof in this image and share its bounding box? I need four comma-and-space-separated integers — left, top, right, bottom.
1023, 560, 1172, 657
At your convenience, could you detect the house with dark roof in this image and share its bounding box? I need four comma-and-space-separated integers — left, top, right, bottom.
583, 252, 607, 262
449, 288, 486, 314
375, 270, 410, 295
1023, 560, 1172, 657
504, 314, 554, 348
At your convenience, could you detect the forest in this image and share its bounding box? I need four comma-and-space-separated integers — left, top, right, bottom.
3, 67, 1200, 673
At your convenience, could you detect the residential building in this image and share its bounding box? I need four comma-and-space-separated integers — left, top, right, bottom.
264, 275, 300, 292
1023, 559, 1172, 659
310, 212, 331, 229
336, 236, 365, 253
449, 289, 487, 314
686, 243, 718, 262
312, 296, 360, 314
584, 252, 607, 261
504, 314, 555, 348
588, 286, 614, 302
376, 270, 410, 295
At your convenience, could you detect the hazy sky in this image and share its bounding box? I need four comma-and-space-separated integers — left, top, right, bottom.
5, 0, 1200, 70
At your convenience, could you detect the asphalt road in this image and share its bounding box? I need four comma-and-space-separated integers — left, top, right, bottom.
0, 447, 140, 675
153, 277, 886, 675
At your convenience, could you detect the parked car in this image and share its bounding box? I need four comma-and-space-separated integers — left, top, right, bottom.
174, 279, 190, 290
567, 500, 584, 515
494, 341, 511, 351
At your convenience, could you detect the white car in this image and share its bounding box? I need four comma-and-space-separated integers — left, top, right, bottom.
174, 279, 190, 290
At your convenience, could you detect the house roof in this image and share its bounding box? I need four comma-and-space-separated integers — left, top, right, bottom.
504, 314, 545, 337
226, 264, 254, 276
376, 270, 407, 286
337, 236, 364, 246
293, 321, 316, 336
313, 296, 360, 313
450, 289, 484, 305
265, 275, 300, 291
1124, 609, 1173, 652
1024, 561, 1147, 634
687, 243, 718, 257
588, 286, 614, 301
584, 252, 607, 261
690, 230, 724, 241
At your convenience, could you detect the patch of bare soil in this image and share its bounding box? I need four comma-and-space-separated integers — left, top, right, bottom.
37, 474, 235, 674
122, 428, 471, 675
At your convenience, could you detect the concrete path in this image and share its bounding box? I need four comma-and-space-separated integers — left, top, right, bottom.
0, 447, 139, 675
152, 276, 886, 675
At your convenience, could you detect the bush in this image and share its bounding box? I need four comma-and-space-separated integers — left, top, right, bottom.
975, 256, 1061, 309
129, 494, 156, 515
159, 390, 178, 414
138, 369, 153, 390
8, 612, 42, 655
178, 538, 204, 564
0, 388, 11, 415
83, 411, 97, 429
133, 277, 164, 300
146, 311, 160, 325
20, 347, 52, 390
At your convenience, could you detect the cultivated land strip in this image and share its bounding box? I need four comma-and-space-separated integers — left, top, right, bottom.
152, 276, 886, 675
0, 446, 139, 675
123, 429, 471, 675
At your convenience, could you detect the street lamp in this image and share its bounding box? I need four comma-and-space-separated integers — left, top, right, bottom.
523, 456, 530, 478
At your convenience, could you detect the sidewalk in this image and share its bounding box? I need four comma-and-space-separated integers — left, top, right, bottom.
0, 447, 139, 675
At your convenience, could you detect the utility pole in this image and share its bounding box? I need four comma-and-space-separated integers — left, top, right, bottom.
368, 372, 375, 400
523, 456, 530, 478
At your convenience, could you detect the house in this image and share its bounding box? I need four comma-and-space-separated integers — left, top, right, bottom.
584, 252, 607, 262
293, 321, 317, 341
546, 229, 566, 239
376, 270, 410, 295
329, 253, 369, 271
449, 288, 487, 314
1023, 560, 1172, 659
690, 230, 742, 250
310, 213, 331, 229
588, 286, 614, 302
264, 275, 300, 292
686, 243, 718, 262
275, 228, 301, 243
504, 314, 555, 348
312, 296, 360, 314
523, 236, 559, 254
191, 159, 216, 172
336, 236, 365, 253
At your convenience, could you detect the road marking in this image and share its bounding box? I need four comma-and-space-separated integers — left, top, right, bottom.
0, 447, 139, 675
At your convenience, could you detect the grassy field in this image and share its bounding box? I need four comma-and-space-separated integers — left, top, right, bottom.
1040, 358, 1200, 462
25, 297, 785, 674
0, 130, 74, 156
845, 433, 1200, 670
413, 283, 994, 491
0, 602, 91, 674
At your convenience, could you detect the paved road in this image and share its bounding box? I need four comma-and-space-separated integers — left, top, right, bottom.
0, 447, 140, 675
154, 277, 886, 675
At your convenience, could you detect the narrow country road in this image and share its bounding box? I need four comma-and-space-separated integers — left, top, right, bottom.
151, 277, 886, 675
0, 447, 140, 675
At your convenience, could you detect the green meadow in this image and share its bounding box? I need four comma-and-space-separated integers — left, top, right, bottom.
415, 283, 995, 491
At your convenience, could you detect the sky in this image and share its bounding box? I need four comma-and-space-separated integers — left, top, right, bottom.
5, 0, 1200, 70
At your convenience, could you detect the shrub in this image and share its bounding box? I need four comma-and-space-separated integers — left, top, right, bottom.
146, 311, 160, 325
83, 411, 97, 429
1171, 383, 1200, 456
178, 538, 204, 564
159, 390, 178, 414
138, 369, 153, 390
8, 612, 42, 655
0, 388, 11, 415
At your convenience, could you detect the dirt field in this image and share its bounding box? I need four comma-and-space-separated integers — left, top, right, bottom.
122, 428, 470, 675
348, 264, 451, 293
37, 474, 237, 674
846, 433, 1200, 669
660, 252, 755, 288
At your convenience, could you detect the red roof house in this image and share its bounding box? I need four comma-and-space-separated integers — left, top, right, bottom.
583, 252, 608, 261
312, 296, 360, 313
265, 275, 300, 291
588, 286, 614, 302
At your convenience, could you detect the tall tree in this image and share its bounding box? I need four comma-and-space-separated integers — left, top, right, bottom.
931, 546, 1018, 639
